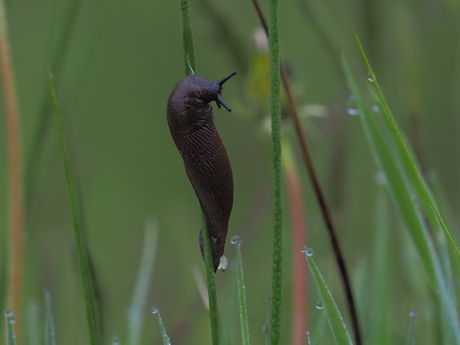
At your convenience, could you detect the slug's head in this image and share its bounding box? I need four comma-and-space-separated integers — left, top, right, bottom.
167, 71, 237, 134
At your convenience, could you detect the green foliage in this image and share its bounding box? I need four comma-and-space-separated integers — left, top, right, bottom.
305, 249, 353, 345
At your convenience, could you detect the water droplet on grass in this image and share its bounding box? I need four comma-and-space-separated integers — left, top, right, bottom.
316, 298, 324, 310
347, 95, 360, 115
151, 307, 159, 314
230, 236, 240, 244
112, 335, 120, 345
301, 246, 314, 256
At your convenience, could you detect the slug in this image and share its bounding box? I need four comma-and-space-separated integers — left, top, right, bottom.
167, 71, 237, 272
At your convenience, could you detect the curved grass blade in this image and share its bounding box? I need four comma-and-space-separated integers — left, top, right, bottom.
341, 53, 460, 343
44, 288, 56, 345
231, 236, 251, 345
4, 310, 17, 345
127, 219, 158, 345
47, 66, 100, 345
304, 249, 353, 345
151, 307, 171, 345
351, 25, 460, 261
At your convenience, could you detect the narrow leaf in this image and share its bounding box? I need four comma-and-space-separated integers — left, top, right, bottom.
151, 307, 171, 345
44, 288, 56, 345
304, 249, 353, 345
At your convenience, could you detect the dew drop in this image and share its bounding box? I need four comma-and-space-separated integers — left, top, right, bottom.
374, 171, 387, 185
347, 95, 360, 116
372, 104, 379, 112
230, 236, 240, 244
367, 72, 375, 83
8, 314, 16, 324
4, 310, 10, 317
315, 298, 324, 310
302, 246, 314, 256
409, 306, 417, 318
347, 108, 360, 116
151, 307, 159, 314
112, 335, 120, 345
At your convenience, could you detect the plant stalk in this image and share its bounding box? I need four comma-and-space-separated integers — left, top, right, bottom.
0, 0, 25, 338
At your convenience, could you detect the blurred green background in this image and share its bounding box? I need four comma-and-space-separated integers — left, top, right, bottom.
1, 0, 459, 343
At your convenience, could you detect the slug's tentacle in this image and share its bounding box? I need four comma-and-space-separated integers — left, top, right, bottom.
167, 72, 237, 272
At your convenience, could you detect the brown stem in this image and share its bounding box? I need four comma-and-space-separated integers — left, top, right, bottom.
0, 0, 24, 340
250, 1, 362, 344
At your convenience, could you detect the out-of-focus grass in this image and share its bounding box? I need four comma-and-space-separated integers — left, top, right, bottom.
0, 0, 459, 344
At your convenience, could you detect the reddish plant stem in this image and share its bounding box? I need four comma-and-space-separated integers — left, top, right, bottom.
250, 1, 362, 344
284, 162, 308, 345
0, 1, 25, 340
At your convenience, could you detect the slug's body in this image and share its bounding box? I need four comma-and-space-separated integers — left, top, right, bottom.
167, 72, 236, 272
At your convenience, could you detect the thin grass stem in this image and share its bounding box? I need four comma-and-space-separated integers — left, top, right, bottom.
180, 0, 196, 76
47, 66, 100, 345
267, 0, 283, 343
44, 287, 56, 345
249, 2, 361, 344
4, 310, 17, 345
152, 307, 171, 345
201, 214, 221, 345
0, 0, 25, 335
231, 237, 250, 345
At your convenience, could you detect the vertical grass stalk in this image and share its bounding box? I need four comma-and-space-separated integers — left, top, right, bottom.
267, 0, 283, 343
47, 66, 99, 345
232, 237, 250, 345
179, 0, 220, 342
0, 0, 25, 334
201, 215, 221, 344
180, 0, 196, 76
44, 288, 56, 345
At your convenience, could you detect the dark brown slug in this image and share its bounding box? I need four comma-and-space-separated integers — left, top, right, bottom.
167, 71, 237, 272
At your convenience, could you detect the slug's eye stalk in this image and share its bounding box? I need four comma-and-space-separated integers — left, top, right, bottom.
213, 71, 237, 112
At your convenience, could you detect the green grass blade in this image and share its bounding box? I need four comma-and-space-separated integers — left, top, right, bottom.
44, 288, 56, 345
341, 54, 460, 343
351, 26, 460, 261
4, 310, 17, 345
201, 214, 221, 345
231, 236, 251, 345
304, 249, 353, 345
151, 307, 171, 345
367, 190, 391, 345
179, 0, 196, 76
127, 219, 158, 345
268, 0, 283, 343
47, 66, 100, 345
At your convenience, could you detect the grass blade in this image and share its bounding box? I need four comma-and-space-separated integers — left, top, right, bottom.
151, 307, 171, 345
341, 53, 460, 343
231, 236, 251, 345
127, 219, 158, 345
47, 66, 100, 345
304, 249, 353, 345
44, 288, 56, 345
4, 310, 17, 345
351, 25, 460, 261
